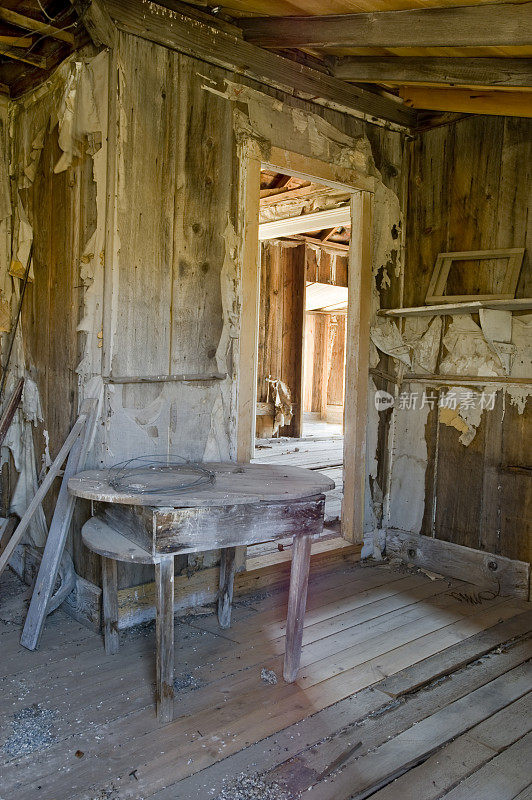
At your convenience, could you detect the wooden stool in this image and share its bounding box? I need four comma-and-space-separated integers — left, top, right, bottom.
73, 463, 333, 725
81, 516, 315, 724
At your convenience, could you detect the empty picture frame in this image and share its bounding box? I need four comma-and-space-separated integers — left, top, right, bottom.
425, 248, 525, 304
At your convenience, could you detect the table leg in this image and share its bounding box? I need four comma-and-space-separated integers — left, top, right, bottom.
218, 546, 236, 629
155, 555, 174, 724
283, 533, 312, 683
101, 556, 119, 655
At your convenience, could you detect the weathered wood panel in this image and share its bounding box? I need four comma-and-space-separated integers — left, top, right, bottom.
482, 397, 532, 563
103, 36, 238, 467
257, 241, 305, 436
406, 116, 531, 307
22, 130, 82, 459
111, 38, 176, 376
405, 115, 532, 566
433, 407, 488, 550
169, 54, 233, 375
303, 312, 329, 414
93, 496, 325, 555
327, 314, 346, 407
19, 127, 96, 565
305, 246, 348, 287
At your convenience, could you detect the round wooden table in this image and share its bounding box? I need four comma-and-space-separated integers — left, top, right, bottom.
69, 462, 334, 724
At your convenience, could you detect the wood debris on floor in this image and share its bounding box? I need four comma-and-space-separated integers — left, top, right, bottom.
0, 559, 531, 799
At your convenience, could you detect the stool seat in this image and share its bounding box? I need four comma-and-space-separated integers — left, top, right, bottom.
82, 517, 159, 564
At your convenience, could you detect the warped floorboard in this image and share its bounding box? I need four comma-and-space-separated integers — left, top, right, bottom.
0, 561, 530, 800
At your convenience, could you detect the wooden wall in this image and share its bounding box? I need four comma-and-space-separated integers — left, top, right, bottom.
303, 312, 346, 416
303, 312, 328, 416
257, 241, 305, 437
8, 33, 409, 597
102, 36, 237, 470
258, 240, 349, 436
327, 314, 346, 407
406, 116, 531, 306
404, 115, 532, 565
20, 130, 96, 523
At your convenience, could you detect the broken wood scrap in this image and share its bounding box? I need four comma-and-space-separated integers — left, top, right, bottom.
20, 395, 100, 650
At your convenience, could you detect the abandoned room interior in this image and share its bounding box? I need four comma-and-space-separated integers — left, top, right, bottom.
0, 0, 531, 798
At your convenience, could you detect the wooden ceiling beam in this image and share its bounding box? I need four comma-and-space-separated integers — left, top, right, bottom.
320, 226, 340, 242
260, 182, 313, 202
0, 8, 75, 45
69, 0, 116, 48
289, 234, 349, 252
0, 45, 47, 68
0, 36, 32, 48
237, 3, 532, 49
98, 0, 416, 128
400, 86, 532, 117
270, 174, 292, 190
259, 205, 351, 240
334, 57, 532, 89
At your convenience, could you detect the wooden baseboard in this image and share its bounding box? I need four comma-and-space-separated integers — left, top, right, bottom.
117, 536, 360, 629
9, 537, 360, 633
386, 529, 530, 600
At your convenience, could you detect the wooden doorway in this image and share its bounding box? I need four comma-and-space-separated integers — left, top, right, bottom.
238, 147, 373, 543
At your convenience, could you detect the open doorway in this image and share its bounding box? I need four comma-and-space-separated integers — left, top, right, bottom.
252, 169, 351, 526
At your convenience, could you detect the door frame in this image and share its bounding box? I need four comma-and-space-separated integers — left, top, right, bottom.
237, 145, 374, 544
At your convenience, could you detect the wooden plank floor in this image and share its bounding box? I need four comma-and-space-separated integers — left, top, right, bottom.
254, 418, 344, 522
0, 560, 531, 799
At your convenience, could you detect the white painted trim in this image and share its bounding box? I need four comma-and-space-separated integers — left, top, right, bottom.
258, 205, 351, 240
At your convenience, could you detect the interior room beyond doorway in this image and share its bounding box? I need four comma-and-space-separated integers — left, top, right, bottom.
252, 168, 351, 527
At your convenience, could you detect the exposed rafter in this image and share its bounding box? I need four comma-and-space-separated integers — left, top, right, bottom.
400, 86, 532, 117
290, 234, 349, 252
96, 0, 416, 128
69, 0, 116, 48
334, 57, 532, 89
237, 3, 532, 49
260, 183, 315, 204
259, 206, 351, 240
0, 36, 32, 48
0, 44, 46, 68
320, 226, 340, 242
0, 7, 75, 45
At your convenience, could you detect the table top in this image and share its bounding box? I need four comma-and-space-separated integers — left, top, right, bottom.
68, 461, 334, 508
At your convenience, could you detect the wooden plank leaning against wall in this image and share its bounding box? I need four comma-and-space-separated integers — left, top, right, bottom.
405, 115, 532, 567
